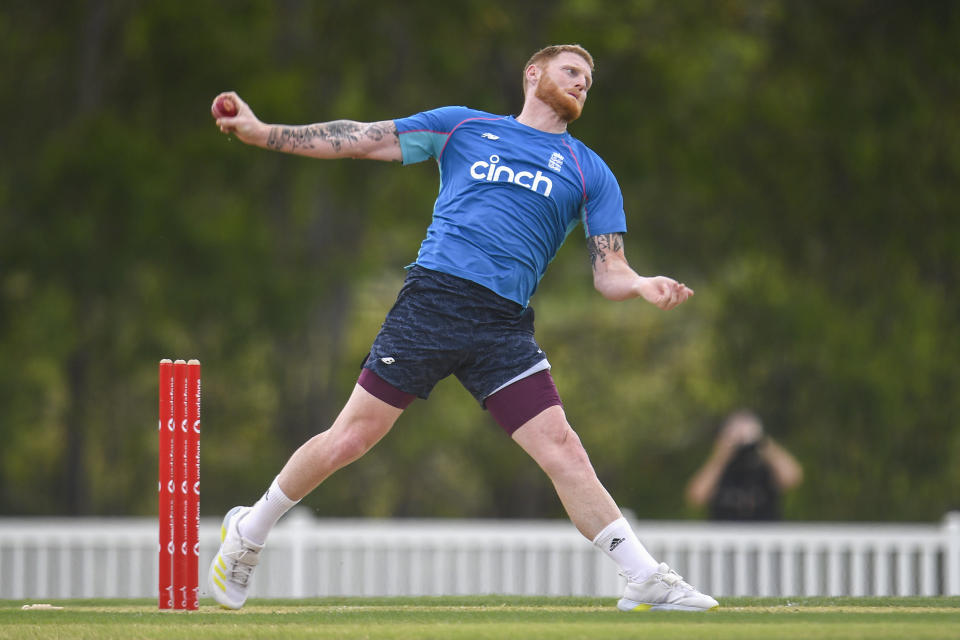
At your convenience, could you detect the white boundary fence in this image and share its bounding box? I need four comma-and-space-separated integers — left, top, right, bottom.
2, 509, 958, 600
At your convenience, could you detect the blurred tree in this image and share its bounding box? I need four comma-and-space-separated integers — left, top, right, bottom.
0, 0, 956, 521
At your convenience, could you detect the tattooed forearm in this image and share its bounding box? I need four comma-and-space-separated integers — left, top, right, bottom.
266, 121, 359, 151
266, 120, 398, 155
587, 233, 624, 271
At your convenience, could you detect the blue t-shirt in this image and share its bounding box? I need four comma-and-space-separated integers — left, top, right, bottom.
395, 106, 626, 307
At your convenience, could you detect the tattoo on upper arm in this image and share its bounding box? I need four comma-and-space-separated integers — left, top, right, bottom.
587, 233, 623, 271
266, 120, 399, 154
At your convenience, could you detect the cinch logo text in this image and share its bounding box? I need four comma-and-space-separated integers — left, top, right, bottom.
469, 155, 553, 197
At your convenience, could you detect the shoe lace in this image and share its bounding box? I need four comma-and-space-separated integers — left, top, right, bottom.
225, 544, 260, 586
659, 568, 694, 591
619, 565, 696, 592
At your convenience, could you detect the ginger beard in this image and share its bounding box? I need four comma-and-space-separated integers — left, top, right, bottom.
534, 69, 583, 123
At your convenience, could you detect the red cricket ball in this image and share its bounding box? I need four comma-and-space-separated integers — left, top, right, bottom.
214, 95, 238, 118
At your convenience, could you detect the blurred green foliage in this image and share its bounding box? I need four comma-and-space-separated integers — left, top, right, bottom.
0, 0, 957, 521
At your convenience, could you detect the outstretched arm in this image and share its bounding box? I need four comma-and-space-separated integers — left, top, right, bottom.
211, 91, 401, 162
685, 444, 738, 507
587, 233, 693, 309
759, 438, 804, 490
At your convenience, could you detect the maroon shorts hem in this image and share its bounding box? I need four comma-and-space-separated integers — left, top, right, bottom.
484, 370, 562, 435
358, 368, 416, 410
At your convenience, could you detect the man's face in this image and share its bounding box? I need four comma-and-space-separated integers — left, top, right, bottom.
533, 52, 593, 122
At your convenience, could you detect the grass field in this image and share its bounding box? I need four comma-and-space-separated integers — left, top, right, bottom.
3, 596, 959, 640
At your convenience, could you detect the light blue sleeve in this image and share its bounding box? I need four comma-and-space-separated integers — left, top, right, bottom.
394, 106, 476, 165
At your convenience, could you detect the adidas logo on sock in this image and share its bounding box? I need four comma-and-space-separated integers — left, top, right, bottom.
609, 537, 625, 552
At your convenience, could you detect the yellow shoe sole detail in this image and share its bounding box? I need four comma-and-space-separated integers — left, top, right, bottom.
629, 604, 653, 611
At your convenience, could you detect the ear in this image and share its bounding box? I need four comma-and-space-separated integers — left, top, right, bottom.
525, 64, 540, 88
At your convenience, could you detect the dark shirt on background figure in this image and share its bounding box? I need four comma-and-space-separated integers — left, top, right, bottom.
685, 411, 803, 521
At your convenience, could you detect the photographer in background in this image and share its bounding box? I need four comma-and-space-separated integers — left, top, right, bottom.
686, 410, 803, 521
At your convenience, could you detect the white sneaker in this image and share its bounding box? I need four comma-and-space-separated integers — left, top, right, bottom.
617, 562, 719, 612
208, 506, 263, 609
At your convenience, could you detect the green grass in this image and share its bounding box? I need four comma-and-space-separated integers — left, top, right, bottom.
3, 596, 959, 640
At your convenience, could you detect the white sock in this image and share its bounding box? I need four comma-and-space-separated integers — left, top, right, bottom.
592, 516, 660, 583
237, 476, 299, 545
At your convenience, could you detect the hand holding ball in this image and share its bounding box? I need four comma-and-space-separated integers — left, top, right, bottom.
213, 95, 238, 118
211, 92, 257, 140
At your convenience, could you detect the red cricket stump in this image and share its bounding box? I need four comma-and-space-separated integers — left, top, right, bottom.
186, 359, 202, 610
159, 357, 201, 610
173, 360, 188, 608
157, 359, 174, 609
